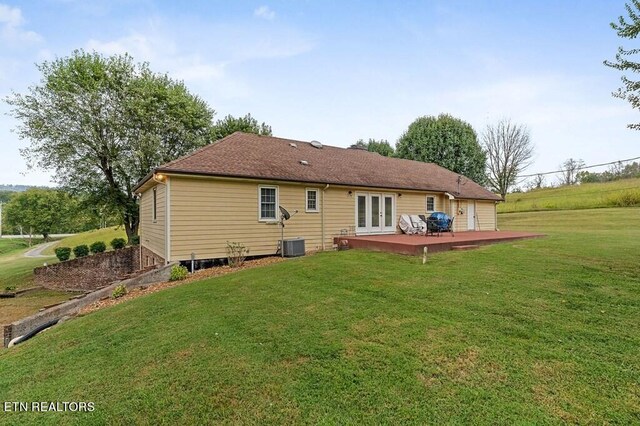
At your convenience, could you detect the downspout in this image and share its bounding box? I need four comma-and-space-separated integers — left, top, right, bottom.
165, 177, 171, 264
321, 184, 330, 250
136, 194, 142, 269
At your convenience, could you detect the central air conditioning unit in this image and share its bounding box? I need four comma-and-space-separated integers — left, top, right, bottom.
281, 238, 305, 257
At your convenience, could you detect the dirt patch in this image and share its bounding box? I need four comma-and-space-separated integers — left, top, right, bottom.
78, 257, 286, 316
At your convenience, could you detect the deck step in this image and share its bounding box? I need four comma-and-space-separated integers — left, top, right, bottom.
451, 244, 480, 251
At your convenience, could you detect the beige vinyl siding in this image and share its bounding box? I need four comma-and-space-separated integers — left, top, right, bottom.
476, 200, 497, 231
450, 200, 468, 232
397, 192, 444, 218
170, 177, 325, 260
164, 175, 497, 261
322, 187, 356, 241
139, 183, 166, 259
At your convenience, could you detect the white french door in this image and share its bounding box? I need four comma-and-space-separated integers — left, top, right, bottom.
356, 192, 395, 234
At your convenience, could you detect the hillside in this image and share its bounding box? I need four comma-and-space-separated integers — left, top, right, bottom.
499, 177, 640, 213
0, 208, 638, 424
43, 226, 127, 256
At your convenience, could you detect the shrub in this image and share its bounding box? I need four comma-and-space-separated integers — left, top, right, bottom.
5, 285, 16, 292
110, 238, 127, 250
608, 190, 640, 207
130, 235, 140, 246
72, 244, 89, 258
54, 247, 72, 262
112, 284, 127, 299
169, 265, 189, 281
226, 241, 250, 268
90, 241, 106, 254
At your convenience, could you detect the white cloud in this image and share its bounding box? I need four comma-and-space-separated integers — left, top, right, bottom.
254, 5, 275, 20
86, 32, 159, 61
0, 3, 42, 45
84, 16, 314, 101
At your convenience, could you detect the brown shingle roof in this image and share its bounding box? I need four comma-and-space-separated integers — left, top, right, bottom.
147, 132, 501, 201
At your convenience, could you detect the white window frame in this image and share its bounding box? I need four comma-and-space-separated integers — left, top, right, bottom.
305, 188, 319, 213
426, 195, 435, 212
258, 185, 279, 222
152, 187, 157, 223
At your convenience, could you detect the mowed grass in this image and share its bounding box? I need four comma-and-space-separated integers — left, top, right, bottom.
43, 226, 127, 256
499, 177, 640, 213
1, 209, 639, 424
0, 239, 76, 325
0, 240, 53, 291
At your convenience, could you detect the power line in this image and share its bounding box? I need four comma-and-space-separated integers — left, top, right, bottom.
517, 155, 640, 179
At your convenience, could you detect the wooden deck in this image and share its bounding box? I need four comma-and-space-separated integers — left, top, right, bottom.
334, 231, 544, 255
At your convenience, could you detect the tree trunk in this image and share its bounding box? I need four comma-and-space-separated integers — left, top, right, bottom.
123, 211, 139, 244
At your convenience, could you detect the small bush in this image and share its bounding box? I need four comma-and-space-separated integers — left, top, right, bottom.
5, 285, 16, 292
130, 235, 140, 246
90, 241, 106, 254
54, 247, 72, 262
72, 244, 90, 258
112, 284, 127, 299
169, 265, 189, 281
226, 241, 249, 268
110, 238, 127, 250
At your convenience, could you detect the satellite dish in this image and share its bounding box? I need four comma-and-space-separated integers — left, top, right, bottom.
310, 140, 323, 149
279, 206, 290, 220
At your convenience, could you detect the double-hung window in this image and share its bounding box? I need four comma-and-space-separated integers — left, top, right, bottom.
259, 186, 278, 221
426, 196, 435, 212
306, 189, 319, 212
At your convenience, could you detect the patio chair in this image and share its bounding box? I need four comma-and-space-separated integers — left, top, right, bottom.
445, 217, 455, 237
420, 214, 440, 237
409, 215, 427, 235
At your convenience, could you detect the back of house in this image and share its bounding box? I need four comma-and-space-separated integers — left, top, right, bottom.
133, 132, 501, 265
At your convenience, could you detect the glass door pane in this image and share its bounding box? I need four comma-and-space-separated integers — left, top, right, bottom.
384, 196, 393, 227
371, 195, 380, 228
357, 195, 367, 228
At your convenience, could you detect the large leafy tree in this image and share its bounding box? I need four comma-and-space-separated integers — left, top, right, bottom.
482, 119, 534, 198
396, 114, 487, 184
6, 51, 216, 241
213, 113, 272, 140
4, 189, 75, 242
604, 0, 640, 129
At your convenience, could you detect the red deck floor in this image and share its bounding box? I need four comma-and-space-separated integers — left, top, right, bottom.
334, 231, 544, 255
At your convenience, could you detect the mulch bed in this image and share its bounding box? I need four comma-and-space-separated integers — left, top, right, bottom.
78, 256, 287, 316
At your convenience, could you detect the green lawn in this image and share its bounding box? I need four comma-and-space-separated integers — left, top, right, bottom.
0, 239, 53, 291
0, 239, 77, 325
42, 226, 127, 256
499, 177, 640, 213
1, 209, 639, 424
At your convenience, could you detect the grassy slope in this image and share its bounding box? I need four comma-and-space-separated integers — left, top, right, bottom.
0, 240, 54, 291
0, 240, 77, 325
0, 209, 639, 424
42, 227, 127, 256
499, 177, 640, 213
